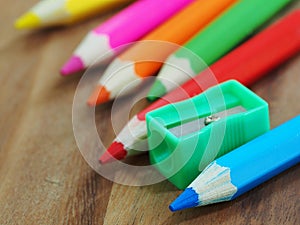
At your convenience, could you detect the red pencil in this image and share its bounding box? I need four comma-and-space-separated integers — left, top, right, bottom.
100, 10, 300, 164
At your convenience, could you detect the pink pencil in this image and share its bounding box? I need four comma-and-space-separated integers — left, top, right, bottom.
61, 0, 194, 75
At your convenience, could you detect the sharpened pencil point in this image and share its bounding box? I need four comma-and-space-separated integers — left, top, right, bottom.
169, 187, 199, 212
60, 56, 84, 76
87, 85, 110, 106
99, 142, 127, 164
15, 12, 40, 29
147, 80, 167, 101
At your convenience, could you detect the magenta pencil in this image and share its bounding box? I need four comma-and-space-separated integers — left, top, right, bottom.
61, 0, 194, 75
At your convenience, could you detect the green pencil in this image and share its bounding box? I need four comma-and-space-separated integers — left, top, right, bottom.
147, 0, 292, 101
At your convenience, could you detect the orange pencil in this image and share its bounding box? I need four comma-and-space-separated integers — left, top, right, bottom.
88, 0, 237, 105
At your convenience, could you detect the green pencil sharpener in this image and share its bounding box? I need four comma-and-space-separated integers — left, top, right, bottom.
146, 80, 270, 189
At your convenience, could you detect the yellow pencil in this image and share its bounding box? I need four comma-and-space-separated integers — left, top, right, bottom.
15, 0, 133, 29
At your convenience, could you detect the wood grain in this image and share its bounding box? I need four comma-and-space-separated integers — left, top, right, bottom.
0, 1, 299, 224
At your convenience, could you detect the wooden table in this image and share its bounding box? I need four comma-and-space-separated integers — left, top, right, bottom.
0, 1, 299, 224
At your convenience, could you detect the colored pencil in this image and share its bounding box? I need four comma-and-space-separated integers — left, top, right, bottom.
169, 115, 300, 211
147, 0, 292, 100
15, 0, 133, 29
99, 10, 300, 164
87, 0, 237, 105
60, 0, 194, 75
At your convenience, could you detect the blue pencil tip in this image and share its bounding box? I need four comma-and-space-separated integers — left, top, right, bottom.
168, 204, 177, 212
169, 187, 199, 212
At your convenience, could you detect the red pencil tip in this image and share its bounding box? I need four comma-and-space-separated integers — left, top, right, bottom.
60, 56, 84, 76
87, 85, 111, 106
99, 142, 127, 164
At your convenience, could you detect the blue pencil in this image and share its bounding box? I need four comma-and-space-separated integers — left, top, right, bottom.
169, 115, 300, 212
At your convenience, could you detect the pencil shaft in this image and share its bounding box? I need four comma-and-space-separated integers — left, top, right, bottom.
94, 0, 194, 50
222, 115, 300, 198
150, 0, 292, 99
15, 0, 132, 29
178, 0, 291, 65
117, 0, 237, 76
